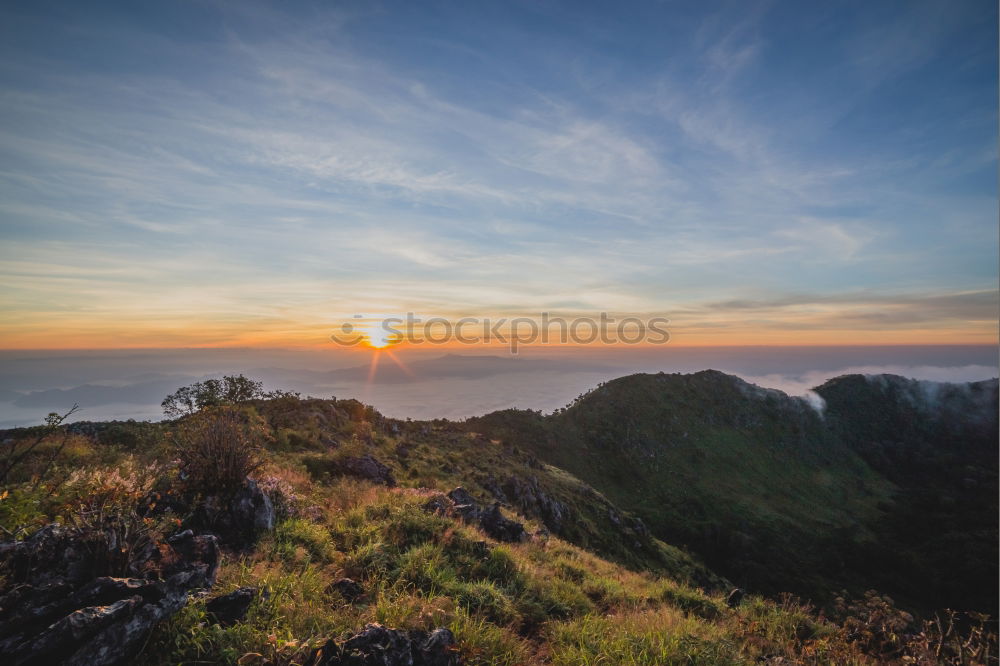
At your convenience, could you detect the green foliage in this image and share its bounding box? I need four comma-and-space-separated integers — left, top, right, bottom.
447, 613, 532, 665
271, 518, 336, 563
0, 405, 79, 487
0, 485, 48, 538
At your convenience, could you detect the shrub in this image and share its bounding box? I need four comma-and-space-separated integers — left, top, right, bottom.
174, 407, 267, 494
0, 486, 48, 538
257, 474, 301, 520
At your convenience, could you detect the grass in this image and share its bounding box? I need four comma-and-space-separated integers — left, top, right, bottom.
1, 395, 994, 665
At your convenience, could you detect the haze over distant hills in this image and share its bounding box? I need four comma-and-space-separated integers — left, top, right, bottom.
0, 346, 996, 427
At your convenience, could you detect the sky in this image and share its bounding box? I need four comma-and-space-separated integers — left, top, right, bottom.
0, 0, 997, 350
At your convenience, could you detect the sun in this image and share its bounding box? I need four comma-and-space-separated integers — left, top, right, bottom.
365, 323, 396, 349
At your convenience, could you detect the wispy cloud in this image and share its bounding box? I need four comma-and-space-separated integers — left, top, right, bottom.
0, 0, 994, 347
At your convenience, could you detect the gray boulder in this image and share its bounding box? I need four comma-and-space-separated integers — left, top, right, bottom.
193, 478, 275, 546
340, 455, 397, 487
0, 525, 218, 665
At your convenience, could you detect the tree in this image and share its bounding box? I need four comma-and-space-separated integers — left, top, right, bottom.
161, 374, 266, 418
161, 385, 199, 418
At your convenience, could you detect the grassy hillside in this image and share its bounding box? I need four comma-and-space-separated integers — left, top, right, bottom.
467, 370, 998, 616
0, 382, 995, 664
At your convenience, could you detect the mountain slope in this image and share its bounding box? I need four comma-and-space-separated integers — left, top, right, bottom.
467, 370, 998, 615
1, 375, 995, 664
815, 374, 999, 612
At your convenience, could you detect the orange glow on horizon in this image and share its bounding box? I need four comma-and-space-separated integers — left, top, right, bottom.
0, 312, 996, 350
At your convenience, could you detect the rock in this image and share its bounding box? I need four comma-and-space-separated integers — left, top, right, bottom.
192, 478, 275, 547
137, 489, 188, 518
500, 476, 569, 534
413, 627, 460, 666
232, 479, 276, 533
206, 586, 261, 625
445, 487, 481, 522
422, 495, 453, 516
425, 489, 528, 543
471, 541, 491, 558
14, 595, 141, 665
132, 530, 220, 585
63, 569, 207, 666
627, 516, 650, 537
341, 623, 413, 664
727, 588, 745, 608
608, 508, 622, 527
446, 487, 477, 508
0, 524, 218, 665
340, 455, 396, 487
307, 623, 460, 666
330, 578, 365, 603
0, 524, 103, 589
479, 503, 528, 543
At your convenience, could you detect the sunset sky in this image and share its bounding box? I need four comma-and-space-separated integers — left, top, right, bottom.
0, 0, 997, 350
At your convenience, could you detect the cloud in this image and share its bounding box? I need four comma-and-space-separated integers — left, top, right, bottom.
677, 289, 998, 331
775, 218, 874, 260
738, 364, 999, 398
0, 2, 994, 348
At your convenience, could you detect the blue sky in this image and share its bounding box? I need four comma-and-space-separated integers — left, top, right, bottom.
0, 0, 996, 347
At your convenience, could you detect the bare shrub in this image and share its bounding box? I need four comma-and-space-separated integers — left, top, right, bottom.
175, 407, 267, 495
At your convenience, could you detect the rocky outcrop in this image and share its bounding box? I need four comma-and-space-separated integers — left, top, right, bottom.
191, 478, 275, 546
485, 474, 570, 534
423, 488, 528, 543
339, 455, 397, 487
307, 623, 460, 666
0, 524, 218, 666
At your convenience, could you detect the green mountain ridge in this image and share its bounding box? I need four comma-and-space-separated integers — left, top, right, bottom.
466, 370, 999, 616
